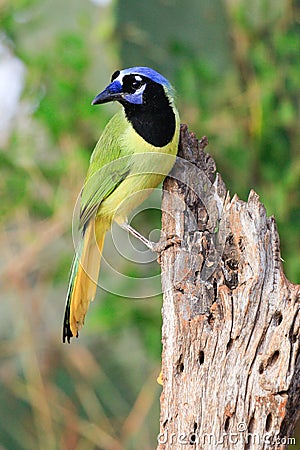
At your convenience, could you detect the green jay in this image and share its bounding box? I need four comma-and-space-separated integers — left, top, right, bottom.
63, 67, 180, 343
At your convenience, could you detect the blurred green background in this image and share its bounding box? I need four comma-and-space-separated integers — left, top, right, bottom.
0, 0, 299, 448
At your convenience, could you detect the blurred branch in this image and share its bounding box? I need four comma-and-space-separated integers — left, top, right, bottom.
1, 215, 67, 285
121, 369, 160, 442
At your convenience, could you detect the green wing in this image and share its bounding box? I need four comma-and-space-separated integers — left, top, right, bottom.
79, 110, 133, 229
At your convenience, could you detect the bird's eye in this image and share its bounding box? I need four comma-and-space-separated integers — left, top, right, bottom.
122, 74, 145, 94
131, 78, 143, 90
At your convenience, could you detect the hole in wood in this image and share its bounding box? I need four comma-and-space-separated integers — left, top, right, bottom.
259, 350, 280, 374
193, 422, 198, 432
267, 350, 280, 368
266, 413, 272, 432
245, 417, 256, 449
208, 313, 215, 327
248, 416, 255, 433
227, 258, 239, 270
224, 416, 230, 432
213, 278, 218, 300
176, 354, 184, 374
226, 338, 233, 353
227, 233, 234, 246
224, 271, 238, 290
272, 311, 283, 326
238, 236, 245, 251
289, 320, 297, 344
198, 350, 204, 365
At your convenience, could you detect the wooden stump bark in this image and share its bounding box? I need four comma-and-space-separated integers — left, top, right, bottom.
157, 125, 300, 450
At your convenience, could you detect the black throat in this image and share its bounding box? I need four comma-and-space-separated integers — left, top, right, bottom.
122, 83, 176, 148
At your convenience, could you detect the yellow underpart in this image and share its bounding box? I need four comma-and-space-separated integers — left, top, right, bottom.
68, 106, 180, 338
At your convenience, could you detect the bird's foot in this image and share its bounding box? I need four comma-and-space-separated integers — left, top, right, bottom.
120, 222, 181, 257
149, 234, 181, 253
152, 234, 181, 264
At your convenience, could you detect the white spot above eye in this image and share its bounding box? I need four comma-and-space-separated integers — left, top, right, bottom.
114, 71, 144, 86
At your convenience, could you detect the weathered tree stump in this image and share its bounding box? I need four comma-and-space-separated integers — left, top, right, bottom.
157, 125, 300, 450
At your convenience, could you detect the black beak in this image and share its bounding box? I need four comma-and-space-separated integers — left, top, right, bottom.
91, 82, 123, 105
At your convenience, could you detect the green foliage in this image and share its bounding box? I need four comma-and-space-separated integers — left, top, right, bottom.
0, 151, 29, 216
35, 33, 90, 138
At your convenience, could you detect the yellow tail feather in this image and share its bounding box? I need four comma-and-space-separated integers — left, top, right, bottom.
63, 217, 106, 342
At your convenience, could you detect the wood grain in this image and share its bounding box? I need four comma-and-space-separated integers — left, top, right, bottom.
157, 125, 300, 450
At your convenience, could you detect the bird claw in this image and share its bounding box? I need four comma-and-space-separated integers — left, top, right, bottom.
151, 235, 181, 252
120, 222, 181, 259
150, 234, 181, 263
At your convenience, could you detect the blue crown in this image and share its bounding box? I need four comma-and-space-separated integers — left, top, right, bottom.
122, 67, 172, 90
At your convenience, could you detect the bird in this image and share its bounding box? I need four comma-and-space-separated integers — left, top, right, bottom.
62, 67, 180, 343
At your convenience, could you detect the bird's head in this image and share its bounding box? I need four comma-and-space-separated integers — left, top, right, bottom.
92, 67, 175, 109
92, 67, 178, 147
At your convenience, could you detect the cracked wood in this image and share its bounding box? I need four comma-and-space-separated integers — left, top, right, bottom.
157, 125, 300, 450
